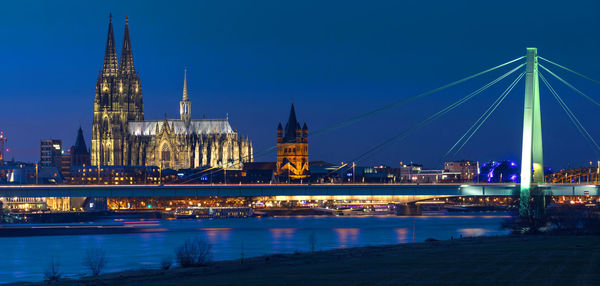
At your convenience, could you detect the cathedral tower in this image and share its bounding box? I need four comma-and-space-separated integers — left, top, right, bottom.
92, 14, 143, 166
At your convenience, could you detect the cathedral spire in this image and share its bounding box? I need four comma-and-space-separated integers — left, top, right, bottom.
182, 68, 189, 101
102, 13, 119, 76
180, 68, 191, 124
119, 15, 136, 75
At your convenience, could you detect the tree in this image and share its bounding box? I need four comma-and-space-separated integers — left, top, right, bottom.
83, 248, 107, 276
175, 238, 211, 267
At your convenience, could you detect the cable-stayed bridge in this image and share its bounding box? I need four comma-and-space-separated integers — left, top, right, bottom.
4, 48, 600, 217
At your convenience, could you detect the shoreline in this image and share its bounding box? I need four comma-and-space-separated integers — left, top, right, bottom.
7, 234, 600, 286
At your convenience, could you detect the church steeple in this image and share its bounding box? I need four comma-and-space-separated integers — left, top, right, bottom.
102, 13, 119, 77
119, 15, 136, 76
180, 68, 191, 124
182, 68, 189, 101
283, 103, 300, 142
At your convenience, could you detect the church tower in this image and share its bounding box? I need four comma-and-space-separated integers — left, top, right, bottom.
92, 14, 143, 166
180, 69, 191, 124
276, 104, 309, 179
119, 15, 143, 123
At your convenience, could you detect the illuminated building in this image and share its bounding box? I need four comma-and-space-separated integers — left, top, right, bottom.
0, 163, 61, 184
40, 139, 63, 168
276, 104, 309, 179
478, 160, 520, 183
444, 160, 479, 182
92, 15, 253, 170
92, 14, 143, 166
127, 69, 253, 170
69, 165, 164, 185
399, 163, 422, 182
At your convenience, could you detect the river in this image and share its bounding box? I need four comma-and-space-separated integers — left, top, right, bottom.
0, 213, 512, 284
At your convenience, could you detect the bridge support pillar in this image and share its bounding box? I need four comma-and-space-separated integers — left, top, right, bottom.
520, 47, 544, 218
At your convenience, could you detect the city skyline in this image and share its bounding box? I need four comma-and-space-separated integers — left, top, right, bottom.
2, 0, 600, 169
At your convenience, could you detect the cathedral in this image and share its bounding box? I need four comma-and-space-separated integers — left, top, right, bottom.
92, 15, 253, 170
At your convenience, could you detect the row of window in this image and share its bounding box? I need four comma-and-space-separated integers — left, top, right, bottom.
281, 147, 307, 153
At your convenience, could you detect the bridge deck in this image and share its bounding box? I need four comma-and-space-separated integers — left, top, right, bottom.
0, 184, 598, 198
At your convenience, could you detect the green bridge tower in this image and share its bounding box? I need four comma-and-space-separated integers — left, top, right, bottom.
520, 47, 545, 218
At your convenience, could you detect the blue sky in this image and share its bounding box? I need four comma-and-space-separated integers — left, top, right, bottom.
1, 0, 600, 169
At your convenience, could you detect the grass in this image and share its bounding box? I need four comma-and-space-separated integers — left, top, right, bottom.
11, 235, 600, 286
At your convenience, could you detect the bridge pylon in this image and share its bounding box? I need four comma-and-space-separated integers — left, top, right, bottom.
520, 47, 544, 218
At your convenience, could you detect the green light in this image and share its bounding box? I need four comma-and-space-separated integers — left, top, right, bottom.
520, 48, 544, 218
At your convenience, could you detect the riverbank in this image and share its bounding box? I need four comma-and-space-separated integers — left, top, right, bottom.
10, 235, 600, 286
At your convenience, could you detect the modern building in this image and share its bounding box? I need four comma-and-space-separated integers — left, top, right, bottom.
69, 165, 163, 185
60, 153, 72, 180
0, 162, 62, 184
40, 139, 63, 168
276, 104, 309, 180
444, 160, 478, 182
398, 163, 423, 182
91, 15, 253, 170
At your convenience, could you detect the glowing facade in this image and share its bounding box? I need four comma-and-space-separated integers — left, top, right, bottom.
92, 15, 143, 166
92, 15, 252, 170
276, 104, 309, 179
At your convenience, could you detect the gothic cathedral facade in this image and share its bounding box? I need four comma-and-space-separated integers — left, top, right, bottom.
92, 15, 253, 170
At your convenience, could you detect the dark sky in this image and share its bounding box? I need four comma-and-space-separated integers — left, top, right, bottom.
1, 0, 600, 169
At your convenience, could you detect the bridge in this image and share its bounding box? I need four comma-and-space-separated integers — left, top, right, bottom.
0, 183, 598, 199
5, 48, 600, 216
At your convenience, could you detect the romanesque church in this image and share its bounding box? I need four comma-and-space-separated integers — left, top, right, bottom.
92, 15, 253, 170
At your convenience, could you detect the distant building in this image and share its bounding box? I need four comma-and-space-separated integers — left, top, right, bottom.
0, 162, 62, 184
478, 160, 519, 183
398, 163, 423, 182
444, 160, 478, 182
40, 139, 63, 168
408, 169, 461, 183
91, 15, 252, 169
242, 162, 276, 183
60, 153, 72, 180
70, 127, 91, 166
276, 104, 309, 179
69, 165, 162, 185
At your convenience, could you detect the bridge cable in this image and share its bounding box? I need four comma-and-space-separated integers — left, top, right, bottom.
539, 72, 600, 154
345, 63, 525, 164
308, 56, 526, 138
539, 64, 600, 107
539, 57, 600, 87
446, 71, 525, 157
181, 57, 526, 183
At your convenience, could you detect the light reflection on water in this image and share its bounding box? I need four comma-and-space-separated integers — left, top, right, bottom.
0, 214, 510, 283
394, 228, 409, 243
457, 228, 489, 237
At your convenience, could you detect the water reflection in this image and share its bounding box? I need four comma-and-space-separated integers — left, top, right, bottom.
334, 228, 360, 248
457, 228, 489, 237
394, 228, 408, 243
204, 228, 232, 245
0, 214, 510, 283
